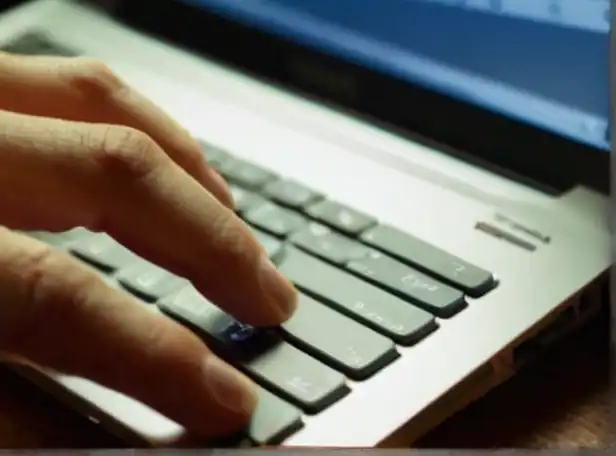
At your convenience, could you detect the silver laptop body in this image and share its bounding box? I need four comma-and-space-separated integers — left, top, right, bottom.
0, 0, 610, 448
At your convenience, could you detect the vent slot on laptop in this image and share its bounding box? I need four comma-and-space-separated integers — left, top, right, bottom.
512, 305, 576, 368
512, 274, 607, 369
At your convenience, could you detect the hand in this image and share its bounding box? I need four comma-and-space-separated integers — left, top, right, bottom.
0, 52, 298, 438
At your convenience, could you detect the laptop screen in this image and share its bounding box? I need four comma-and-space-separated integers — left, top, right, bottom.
181, 0, 610, 152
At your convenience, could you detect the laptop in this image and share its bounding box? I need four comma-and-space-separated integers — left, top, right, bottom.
0, 0, 611, 448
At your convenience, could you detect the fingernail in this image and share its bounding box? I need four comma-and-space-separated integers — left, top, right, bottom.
203, 356, 258, 415
207, 168, 235, 209
258, 254, 298, 321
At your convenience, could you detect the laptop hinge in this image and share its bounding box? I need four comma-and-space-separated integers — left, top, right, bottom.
75, 0, 120, 13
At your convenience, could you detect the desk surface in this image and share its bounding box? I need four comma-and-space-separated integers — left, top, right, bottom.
0, 318, 610, 449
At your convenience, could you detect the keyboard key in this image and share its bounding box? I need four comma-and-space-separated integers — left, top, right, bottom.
361, 225, 495, 297
230, 186, 267, 214
158, 286, 268, 350
248, 388, 303, 444
2, 33, 76, 56
220, 158, 277, 190
290, 223, 370, 265
102, 275, 123, 291
279, 248, 437, 344
251, 229, 284, 259
347, 250, 466, 318
200, 143, 233, 171
244, 202, 307, 237
26, 227, 90, 247
306, 201, 376, 235
281, 294, 398, 379
247, 342, 348, 413
262, 179, 322, 209
69, 234, 138, 272
116, 260, 186, 302
158, 286, 348, 413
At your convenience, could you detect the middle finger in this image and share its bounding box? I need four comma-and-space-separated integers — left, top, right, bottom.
0, 110, 297, 327
0, 52, 233, 207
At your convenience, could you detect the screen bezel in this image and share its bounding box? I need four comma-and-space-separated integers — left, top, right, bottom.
112, 0, 609, 194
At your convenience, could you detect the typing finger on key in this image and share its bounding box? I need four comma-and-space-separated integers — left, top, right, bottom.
0, 110, 298, 327
0, 228, 258, 438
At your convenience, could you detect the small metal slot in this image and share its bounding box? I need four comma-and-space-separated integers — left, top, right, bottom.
513, 306, 576, 368
475, 222, 536, 252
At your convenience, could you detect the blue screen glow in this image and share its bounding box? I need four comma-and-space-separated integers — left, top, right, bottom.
182, 0, 610, 151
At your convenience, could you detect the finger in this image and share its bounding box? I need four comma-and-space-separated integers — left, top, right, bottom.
0, 228, 258, 437
0, 111, 297, 326
0, 52, 233, 208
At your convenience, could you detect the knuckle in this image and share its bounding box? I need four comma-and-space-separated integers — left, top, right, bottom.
19, 247, 77, 317
140, 318, 181, 364
19, 243, 59, 308
17, 246, 100, 330
5, 243, 104, 357
4, 245, 67, 348
67, 58, 124, 98
94, 125, 162, 181
209, 215, 257, 265
209, 210, 240, 244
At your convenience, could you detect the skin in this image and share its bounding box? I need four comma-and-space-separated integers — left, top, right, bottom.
0, 52, 298, 438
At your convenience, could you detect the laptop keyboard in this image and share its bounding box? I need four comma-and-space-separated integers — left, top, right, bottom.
4, 33, 497, 446
26, 144, 497, 445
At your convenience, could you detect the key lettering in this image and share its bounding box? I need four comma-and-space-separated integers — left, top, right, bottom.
346, 347, 364, 367
287, 376, 313, 394
137, 272, 159, 287
401, 274, 438, 292
451, 262, 466, 277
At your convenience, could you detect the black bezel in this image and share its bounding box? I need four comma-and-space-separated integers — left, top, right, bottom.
113, 0, 609, 194
1, 0, 24, 12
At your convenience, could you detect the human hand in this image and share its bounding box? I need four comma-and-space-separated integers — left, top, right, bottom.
0, 52, 298, 438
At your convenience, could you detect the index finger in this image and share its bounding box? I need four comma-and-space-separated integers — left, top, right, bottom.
0, 53, 234, 208
1, 111, 297, 327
